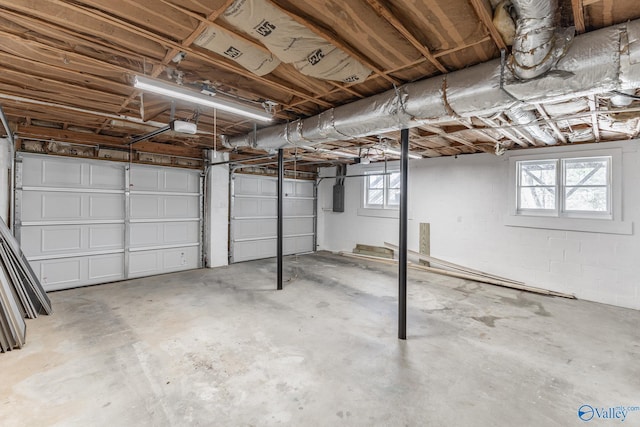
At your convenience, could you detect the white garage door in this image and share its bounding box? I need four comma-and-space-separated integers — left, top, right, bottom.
15, 154, 202, 291
230, 173, 315, 263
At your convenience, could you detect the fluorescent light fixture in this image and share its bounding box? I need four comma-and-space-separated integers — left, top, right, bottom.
302, 145, 360, 159
385, 148, 422, 159
134, 75, 273, 123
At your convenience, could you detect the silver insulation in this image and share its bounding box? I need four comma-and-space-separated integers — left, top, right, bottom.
508, 0, 574, 80
506, 106, 556, 144
222, 19, 640, 151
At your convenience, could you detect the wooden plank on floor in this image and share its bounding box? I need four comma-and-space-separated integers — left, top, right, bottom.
340, 251, 575, 299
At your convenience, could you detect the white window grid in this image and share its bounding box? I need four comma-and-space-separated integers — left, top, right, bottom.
516, 156, 612, 219
364, 170, 400, 209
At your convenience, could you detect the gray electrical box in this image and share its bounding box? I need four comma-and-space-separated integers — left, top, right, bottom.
333, 184, 345, 212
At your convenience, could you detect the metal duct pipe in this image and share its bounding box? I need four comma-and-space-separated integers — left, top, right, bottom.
509, 0, 574, 80
222, 19, 640, 151
506, 107, 556, 145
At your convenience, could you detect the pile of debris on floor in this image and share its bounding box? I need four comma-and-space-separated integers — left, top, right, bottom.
0, 219, 51, 352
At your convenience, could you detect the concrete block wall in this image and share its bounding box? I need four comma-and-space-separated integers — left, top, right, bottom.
317, 140, 640, 310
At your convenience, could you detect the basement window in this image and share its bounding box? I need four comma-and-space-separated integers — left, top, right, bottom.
506, 145, 632, 235
364, 171, 400, 209
516, 156, 611, 218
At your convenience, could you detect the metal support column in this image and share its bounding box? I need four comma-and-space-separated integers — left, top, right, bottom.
398, 128, 409, 340
277, 149, 284, 290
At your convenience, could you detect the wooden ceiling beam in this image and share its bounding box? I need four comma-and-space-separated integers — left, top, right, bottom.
468, 0, 508, 51
0, 8, 148, 62
534, 104, 567, 143
571, 0, 586, 34
268, 0, 401, 86
363, 0, 447, 73
280, 36, 493, 115
93, 0, 296, 133
475, 116, 529, 147
160, 0, 367, 102
420, 124, 483, 152
56, 0, 333, 109
588, 95, 601, 142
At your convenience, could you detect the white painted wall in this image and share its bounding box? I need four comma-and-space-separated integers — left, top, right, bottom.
207, 151, 229, 268
318, 140, 640, 310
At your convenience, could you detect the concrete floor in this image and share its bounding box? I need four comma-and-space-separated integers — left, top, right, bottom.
0, 252, 638, 426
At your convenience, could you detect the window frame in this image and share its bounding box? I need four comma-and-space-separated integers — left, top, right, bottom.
506, 145, 631, 235
363, 170, 401, 210
515, 156, 612, 219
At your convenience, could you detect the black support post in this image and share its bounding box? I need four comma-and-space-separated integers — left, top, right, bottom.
277, 148, 284, 290
398, 128, 409, 340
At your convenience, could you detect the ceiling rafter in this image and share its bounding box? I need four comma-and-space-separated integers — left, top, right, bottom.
534, 104, 567, 143
42, 0, 335, 109
572, 0, 586, 34
160, 0, 367, 101
468, 0, 508, 51
96, 0, 238, 133
420, 124, 488, 153
363, 0, 447, 73
588, 95, 601, 142
476, 116, 529, 147
495, 114, 541, 146
0, 7, 152, 65
267, 0, 401, 86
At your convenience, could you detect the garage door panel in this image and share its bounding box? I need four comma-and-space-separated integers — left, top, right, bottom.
284, 217, 314, 235
131, 166, 199, 193
39, 226, 82, 254
234, 219, 277, 240
130, 221, 199, 248
234, 198, 276, 217
130, 167, 161, 191
22, 156, 125, 190
164, 196, 199, 218
233, 217, 313, 240
284, 199, 314, 216
89, 194, 125, 219
22, 192, 124, 222
129, 246, 199, 278
232, 239, 275, 263
88, 254, 125, 281
232, 236, 313, 262
22, 224, 125, 257
43, 161, 82, 187
231, 174, 315, 263
89, 225, 125, 249
37, 258, 82, 290
88, 164, 126, 189
130, 195, 199, 219
18, 154, 202, 290
32, 253, 125, 291
284, 235, 314, 255
164, 221, 199, 244
234, 174, 277, 196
